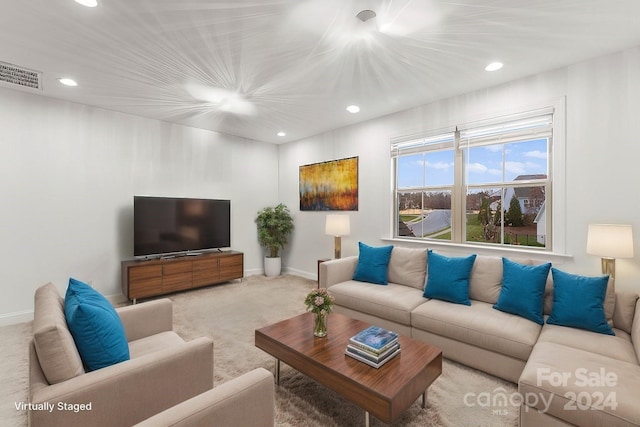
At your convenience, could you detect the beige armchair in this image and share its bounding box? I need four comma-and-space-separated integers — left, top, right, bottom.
134, 368, 274, 427
29, 283, 274, 427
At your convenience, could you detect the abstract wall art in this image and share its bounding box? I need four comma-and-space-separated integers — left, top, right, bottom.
299, 156, 358, 211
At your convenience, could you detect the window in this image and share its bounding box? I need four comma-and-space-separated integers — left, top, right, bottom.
392, 107, 556, 250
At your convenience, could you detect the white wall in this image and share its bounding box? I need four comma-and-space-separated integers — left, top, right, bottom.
279, 46, 640, 293
0, 88, 279, 323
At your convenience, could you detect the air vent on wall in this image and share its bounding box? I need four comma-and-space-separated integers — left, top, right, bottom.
0, 61, 43, 91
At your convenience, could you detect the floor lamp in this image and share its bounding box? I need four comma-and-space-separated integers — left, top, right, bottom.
586, 224, 634, 279
325, 214, 350, 259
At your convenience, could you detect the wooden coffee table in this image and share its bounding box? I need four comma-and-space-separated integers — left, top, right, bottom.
255, 312, 442, 426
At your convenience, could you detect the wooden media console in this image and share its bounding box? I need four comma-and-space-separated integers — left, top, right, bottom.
121, 250, 243, 302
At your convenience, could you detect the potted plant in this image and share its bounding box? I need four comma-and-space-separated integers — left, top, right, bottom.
255, 203, 294, 276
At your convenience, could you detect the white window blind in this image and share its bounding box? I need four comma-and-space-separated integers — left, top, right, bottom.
459, 108, 554, 148
391, 129, 455, 157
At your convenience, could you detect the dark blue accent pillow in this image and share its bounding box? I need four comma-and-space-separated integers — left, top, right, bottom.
65, 278, 130, 371
493, 258, 551, 324
352, 242, 394, 285
423, 250, 477, 305
546, 268, 614, 335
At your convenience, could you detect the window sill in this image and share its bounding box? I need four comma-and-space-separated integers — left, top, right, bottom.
381, 237, 573, 264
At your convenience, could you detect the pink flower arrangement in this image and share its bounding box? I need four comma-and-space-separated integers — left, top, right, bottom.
304, 288, 335, 315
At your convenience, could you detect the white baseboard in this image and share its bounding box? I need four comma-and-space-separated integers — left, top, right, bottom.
106, 293, 129, 306
246, 267, 316, 281
0, 309, 33, 326
0, 293, 131, 327
282, 267, 315, 281
244, 268, 264, 277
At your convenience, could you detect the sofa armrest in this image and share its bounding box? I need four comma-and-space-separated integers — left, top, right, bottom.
30, 337, 213, 427
133, 368, 274, 427
117, 298, 173, 341
319, 256, 358, 288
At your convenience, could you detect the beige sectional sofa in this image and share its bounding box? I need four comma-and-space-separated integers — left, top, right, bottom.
29, 283, 274, 427
319, 247, 640, 427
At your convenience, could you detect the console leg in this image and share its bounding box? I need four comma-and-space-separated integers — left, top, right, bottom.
275, 359, 280, 386
364, 410, 370, 427
422, 391, 427, 409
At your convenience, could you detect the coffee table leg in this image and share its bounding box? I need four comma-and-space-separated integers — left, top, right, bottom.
422, 390, 427, 408
364, 410, 370, 427
275, 359, 280, 385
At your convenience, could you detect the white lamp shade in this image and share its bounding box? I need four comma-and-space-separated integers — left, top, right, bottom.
325, 214, 351, 236
586, 224, 634, 258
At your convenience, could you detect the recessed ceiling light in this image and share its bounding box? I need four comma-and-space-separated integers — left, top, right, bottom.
277, 131, 286, 137
346, 105, 360, 114
485, 62, 503, 72
58, 78, 78, 87
75, 0, 98, 7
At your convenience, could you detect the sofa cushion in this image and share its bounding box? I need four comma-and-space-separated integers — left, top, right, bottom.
328, 280, 426, 326
129, 331, 185, 359
387, 247, 427, 290
352, 242, 394, 285
468, 255, 504, 304
32, 283, 85, 385
520, 341, 640, 427
633, 299, 640, 362
65, 278, 130, 371
493, 258, 551, 325
613, 292, 639, 334
537, 323, 638, 365
411, 299, 541, 360
547, 268, 614, 335
604, 277, 617, 327
423, 251, 476, 306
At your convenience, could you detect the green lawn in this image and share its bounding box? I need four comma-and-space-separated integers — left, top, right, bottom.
401, 213, 544, 247
465, 215, 487, 242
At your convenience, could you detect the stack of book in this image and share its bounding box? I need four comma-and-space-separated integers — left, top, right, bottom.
345, 325, 401, 368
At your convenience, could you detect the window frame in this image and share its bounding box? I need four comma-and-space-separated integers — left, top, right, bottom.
390, 100, 566, 255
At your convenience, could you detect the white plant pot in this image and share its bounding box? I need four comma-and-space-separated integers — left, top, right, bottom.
264, 257, 282, 277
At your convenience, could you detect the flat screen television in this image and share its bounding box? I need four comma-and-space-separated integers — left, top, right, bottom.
134, 196, 231, 258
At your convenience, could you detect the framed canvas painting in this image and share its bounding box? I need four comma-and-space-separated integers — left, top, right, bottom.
299, 156, 358, 211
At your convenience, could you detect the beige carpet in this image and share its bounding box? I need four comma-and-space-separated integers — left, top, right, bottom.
1, 275, 518, 426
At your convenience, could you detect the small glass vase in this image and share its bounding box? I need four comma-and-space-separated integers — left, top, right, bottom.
313, 312, 328, 337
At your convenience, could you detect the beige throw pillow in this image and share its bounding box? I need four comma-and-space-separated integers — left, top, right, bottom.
387, 247, 427, 290
468, 256, 503, 304
613, 291, 639, 334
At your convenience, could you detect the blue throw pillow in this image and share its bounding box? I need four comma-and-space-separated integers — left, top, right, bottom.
65, 278, 130, 371
493, 258, 551, 325
423, 250, 477, 305
352, 242, 394, 285
546, 268, 614, 335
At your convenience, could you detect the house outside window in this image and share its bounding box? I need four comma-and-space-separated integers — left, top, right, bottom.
392, 107, 556, 251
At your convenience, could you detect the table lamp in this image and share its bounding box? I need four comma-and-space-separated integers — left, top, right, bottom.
586, 224, 634, 278
325, 214, 350, 259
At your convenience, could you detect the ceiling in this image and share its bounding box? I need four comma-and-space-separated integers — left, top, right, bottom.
2, 0, 640, 144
